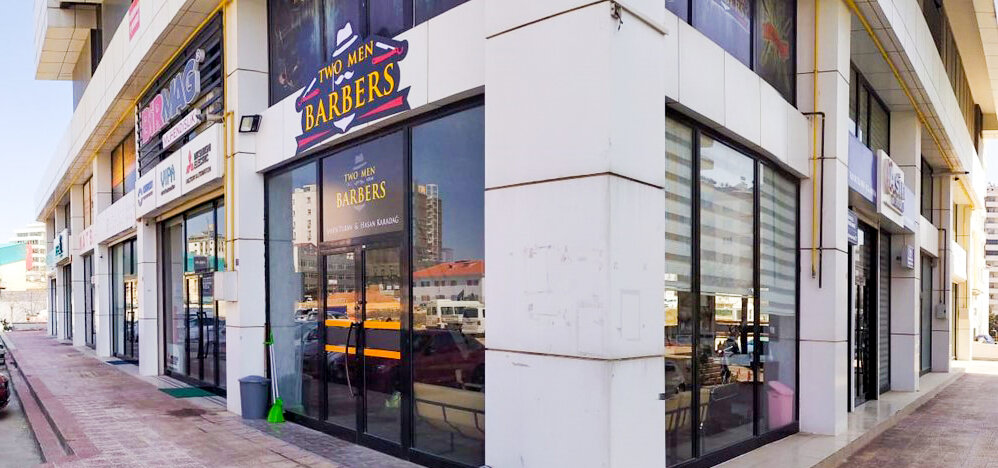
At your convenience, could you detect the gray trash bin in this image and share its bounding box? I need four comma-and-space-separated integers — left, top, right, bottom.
238, 375, 270, 420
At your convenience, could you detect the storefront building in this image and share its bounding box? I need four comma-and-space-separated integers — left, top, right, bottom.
31, 1, 996, 467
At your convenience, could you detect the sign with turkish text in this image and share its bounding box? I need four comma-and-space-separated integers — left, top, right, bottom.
162, 109, 202, 149
135, 169, 157, 218
295, 23, 411, 154
52, 229, 70, 264
156, 151, 182, 206
322, 136, 404, 242
882, 152, 905, 214
180, 124, 222, 196
138, 49, 205, 146
77, 225, 94, 253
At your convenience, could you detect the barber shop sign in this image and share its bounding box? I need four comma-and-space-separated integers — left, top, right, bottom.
294, 23, 411, 154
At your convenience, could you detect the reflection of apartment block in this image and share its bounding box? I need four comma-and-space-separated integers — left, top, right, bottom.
292, 184, 318, 245
986, 185, 998, 317
9, 222, 47, 286
413, 260, 483, 306
414, 183, 443, 268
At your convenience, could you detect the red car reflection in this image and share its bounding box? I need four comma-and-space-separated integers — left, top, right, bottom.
0, 373, 9, 410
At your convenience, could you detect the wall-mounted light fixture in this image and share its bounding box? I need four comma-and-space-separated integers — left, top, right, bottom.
239, 115, 262, 133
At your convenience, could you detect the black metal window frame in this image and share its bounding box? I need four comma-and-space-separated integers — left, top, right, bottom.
262, 96, 484, 468
850, 64, 891, 154
667, 110, 801, 468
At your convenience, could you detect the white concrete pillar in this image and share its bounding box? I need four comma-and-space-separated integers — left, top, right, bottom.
796, 0, 851, 435
54, 204, 68, 340
222, 0, 269, 414
485, 3, 665, 466
953, 202, 972, 361
932, 177, 953, 372
888, 111, 921, 392
70, 184, 87, 346
93, 151, 113, 356
136, 220, 160, 376
45, 218, 55, 336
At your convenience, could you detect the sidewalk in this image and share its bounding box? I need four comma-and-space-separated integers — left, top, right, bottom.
842, 360, 998, 467
1, 330, 413, 468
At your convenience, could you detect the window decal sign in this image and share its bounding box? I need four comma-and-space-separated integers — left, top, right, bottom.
129, 0, 140, 40
295, 23, 411, 155
138, 49, 205, 146
322, 134, 405, 242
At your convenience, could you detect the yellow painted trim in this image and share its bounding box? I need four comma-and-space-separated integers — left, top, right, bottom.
363, 349, 402, 360
325, 345, 358, 354
326, 319, 354, 328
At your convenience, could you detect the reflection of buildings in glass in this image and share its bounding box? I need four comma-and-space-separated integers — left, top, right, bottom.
413, 260, 483, 307
292, 184, 318, 245
187, 233, 215, 259
699, 173, 754, 291
293, 243, 319, 301
414, 183, 443, 268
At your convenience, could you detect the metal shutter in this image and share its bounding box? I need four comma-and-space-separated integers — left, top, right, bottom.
879, 232, 891, 394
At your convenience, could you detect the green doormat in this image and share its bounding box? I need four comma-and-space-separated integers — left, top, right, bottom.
159, 387, 214, 398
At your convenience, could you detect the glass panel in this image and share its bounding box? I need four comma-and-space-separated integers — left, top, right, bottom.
666, 0, 689, 20
415, 0, 468, 23
754, 0, 795, 101
186, 208, 214, 273
82, 179, 92, 228
123, 132, 136, 195
215, 205, 226, 388
858, 84, 869, 146
920, 160, 932, 224
268, 0, 323, 104
369, 0, 410, 38
411, 106, 485, 466
665, 118, 695, 466
363, 247, 402, 443
164, 220, 186, 374
869, 99, 890, 155
759, 166, 797, 432
267, 162, 322, 418
185, 275, 201, 380
849, 68, 857, 136
692, 0, 751, 66
112, 243, 125, 356
326, 251, 359, 429
698, 134, 755, 453
325, 0, 364, 58
111, 144, 124, 202
202, 273, 216, 385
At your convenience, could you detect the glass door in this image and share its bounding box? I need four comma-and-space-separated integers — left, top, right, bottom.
122, 278, 139, 360
322, 243, 403, 449
183, 273, 218, 386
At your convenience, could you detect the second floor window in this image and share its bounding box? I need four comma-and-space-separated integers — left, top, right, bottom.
111, 132, 136, 203
921, 159, 933, 225
82, 177, 93, 228
667, 0, 796, 103
849, 66, 890, 155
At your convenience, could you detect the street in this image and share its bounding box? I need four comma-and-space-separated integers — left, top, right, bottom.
0, 365, 43, 468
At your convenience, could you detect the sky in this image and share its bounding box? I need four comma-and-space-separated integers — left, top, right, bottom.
0, 1, 73, 242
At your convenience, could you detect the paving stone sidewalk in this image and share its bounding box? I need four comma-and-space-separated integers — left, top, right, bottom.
843, 366, 998, 468
3, 330, 414, 468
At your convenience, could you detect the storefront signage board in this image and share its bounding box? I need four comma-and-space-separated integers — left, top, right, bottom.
162, 109, 202, 149
52, 229, 69, 264
295, 23, 411, 155
135, 170, 157, 218
903, 245, 915, 269
156, 152, 182, 206
180, 124, 222, 196
77, 225, 95, 253
322, 142, 404, 242
847, 134, 876, 205
128, 0, 140, 40
881, 151, 905, 214
138, 49, 205, 146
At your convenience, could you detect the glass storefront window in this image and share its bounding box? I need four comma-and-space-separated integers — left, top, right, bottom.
111, 239, 138, 361
267, 162, 322, 418
759, 165, 797, 432
111, 132, 136, 203
664, 116, 798, 466
665, 118, 695, 466
411, 106, 485, 466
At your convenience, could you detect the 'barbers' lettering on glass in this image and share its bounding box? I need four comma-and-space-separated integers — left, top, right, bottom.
295, 23, 411, 154
322, 134, 404, 242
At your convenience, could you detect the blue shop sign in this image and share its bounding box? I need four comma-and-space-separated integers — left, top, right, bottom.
848, 134, 877, 204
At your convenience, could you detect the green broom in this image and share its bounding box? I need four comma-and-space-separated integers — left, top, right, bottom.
265, 333, 285, 424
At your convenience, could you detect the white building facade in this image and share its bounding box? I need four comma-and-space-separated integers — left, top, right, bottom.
31, 0, 997, 467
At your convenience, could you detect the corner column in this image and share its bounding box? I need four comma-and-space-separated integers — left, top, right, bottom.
70, 184, 86, 346
136, 220, 160, 375
796, 0, 852, 435
93, 150, 113, 357
485, 3, 666, 466
222, 0, 269, 414
932, 178, 953, 371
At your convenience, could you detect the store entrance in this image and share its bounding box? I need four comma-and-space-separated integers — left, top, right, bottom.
852, 223, 877, 407
184, 272, 222, 389
114, 278, 139, 361
320, 242, 404, 451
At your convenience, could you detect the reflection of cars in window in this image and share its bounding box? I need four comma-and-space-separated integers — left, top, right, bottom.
426, 300, 483, 331
977, 334, 996, 344
460, 307, 485, 335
